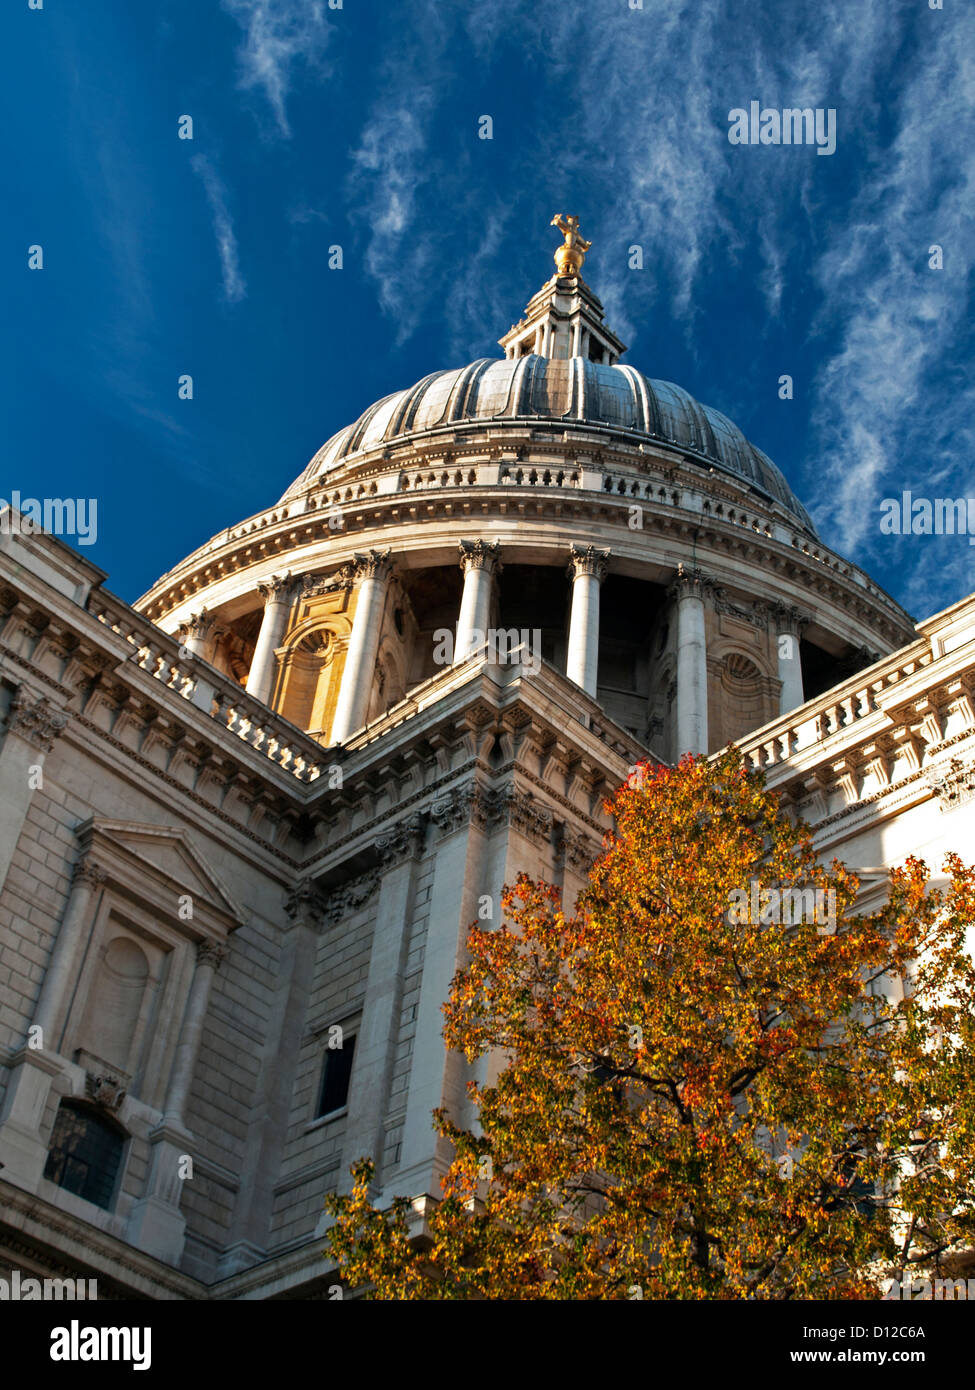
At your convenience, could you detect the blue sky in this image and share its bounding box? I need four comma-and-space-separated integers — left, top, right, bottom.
4, 0, 974, 619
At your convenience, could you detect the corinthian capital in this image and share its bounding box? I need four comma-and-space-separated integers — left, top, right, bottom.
258, 572, 295, 605
375, 812, 427, 865
458, 539, 501, 576
196, 941, 227, 970
72, 856, 107, 890
567, 545, 610, 582
351, 549, 393, 583
668, 563, 713, 604
284, 879, 327, 925
9, 691, 69, 752
181, 609, 219, 641
769, 602, 810, 637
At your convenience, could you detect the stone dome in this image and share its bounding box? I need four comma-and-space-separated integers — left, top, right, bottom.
136, 245, 915, 768
281, 356, 816, 536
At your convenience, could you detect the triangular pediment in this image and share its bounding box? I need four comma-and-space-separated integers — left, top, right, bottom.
77, 819, 245, 928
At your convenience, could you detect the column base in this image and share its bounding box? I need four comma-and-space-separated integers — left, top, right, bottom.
0, 1047, 63, 1190
126, 1195, 187, 1267
125, 1118, 194, 1265
215, 1240, 267, 1279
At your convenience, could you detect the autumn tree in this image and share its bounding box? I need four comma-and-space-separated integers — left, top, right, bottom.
325, 750, 975, 1298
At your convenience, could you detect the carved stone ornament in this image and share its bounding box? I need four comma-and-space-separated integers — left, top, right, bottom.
196, 941, 228, 970
320, 869, 381, 926
72, 856, 108, 891
284, 879, 328, 923
181, 609, 218, 640
8, 690, 69, 752
374, 812, 427, 864
258, 572, 295, 605
926, 756, 975, 811
560, 825, 600, 874
302, 566, 355, 598
351, 549, 393, 583
567, 544, 610, 583
667, 563, 713, 605
711, 589, 769, 630
430, 785, 485, 838
430, 783, 555, 846
458, 539, 502, 576
85, 1071, 127, 1113
768, 602, 810, 638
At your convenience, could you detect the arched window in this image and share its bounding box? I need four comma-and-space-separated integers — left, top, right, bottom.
43, 1101, 125, 1210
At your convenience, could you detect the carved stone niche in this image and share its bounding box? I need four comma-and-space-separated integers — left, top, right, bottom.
55, 819, 244, 1116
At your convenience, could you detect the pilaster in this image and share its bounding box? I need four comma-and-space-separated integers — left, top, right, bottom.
0, 688, 68, 896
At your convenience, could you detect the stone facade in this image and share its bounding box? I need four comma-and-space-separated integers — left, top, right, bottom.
0, 519, 636, 1298
0, 262, 971, 1298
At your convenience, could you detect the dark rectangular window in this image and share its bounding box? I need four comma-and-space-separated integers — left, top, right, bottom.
317, 1035, 356, 1117
43, 1101, 124, 1210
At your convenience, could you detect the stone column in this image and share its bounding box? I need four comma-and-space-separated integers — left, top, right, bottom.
571, 320, 582, 358
180, 609, 219, 662
338, 814, 426, 1199
245, 573, 296, 706
671, 565, 711, 757
0, 690, 68, 898
0, 849, 104, 1188
455, 540, 501, 663
128, 942, 224, 1264
33, 856, 107, 1050
566, 546, 609, 696
774, 606, 807, 715
330, 550, 393, 743
163, 941, 225, 1124
534, 324, 544, 354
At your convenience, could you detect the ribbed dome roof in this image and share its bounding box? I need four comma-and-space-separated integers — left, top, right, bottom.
282, 355, 816, 535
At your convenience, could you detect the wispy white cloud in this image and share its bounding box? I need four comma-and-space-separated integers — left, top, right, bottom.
191, 154, 246, 304
349, 103, 437, 340
339, 0, 974, 617
344, 0, 453, 345
807, 13, 975, 569
221, 0, 332, 138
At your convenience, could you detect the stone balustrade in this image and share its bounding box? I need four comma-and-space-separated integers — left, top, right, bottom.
138, 454, 906, 647
735, 642, 947, 776
90, 594, 329, 782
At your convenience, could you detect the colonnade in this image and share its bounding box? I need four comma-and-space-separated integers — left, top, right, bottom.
241, 544, 805, 753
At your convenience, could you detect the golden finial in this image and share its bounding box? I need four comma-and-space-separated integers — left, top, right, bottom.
551, 213, 591, 278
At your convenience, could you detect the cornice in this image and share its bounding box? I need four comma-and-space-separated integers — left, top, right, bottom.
133, 451, 911, 648
0, 1179, 205, 1300
69, 711, 305, 866
766, 722, 975, 834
